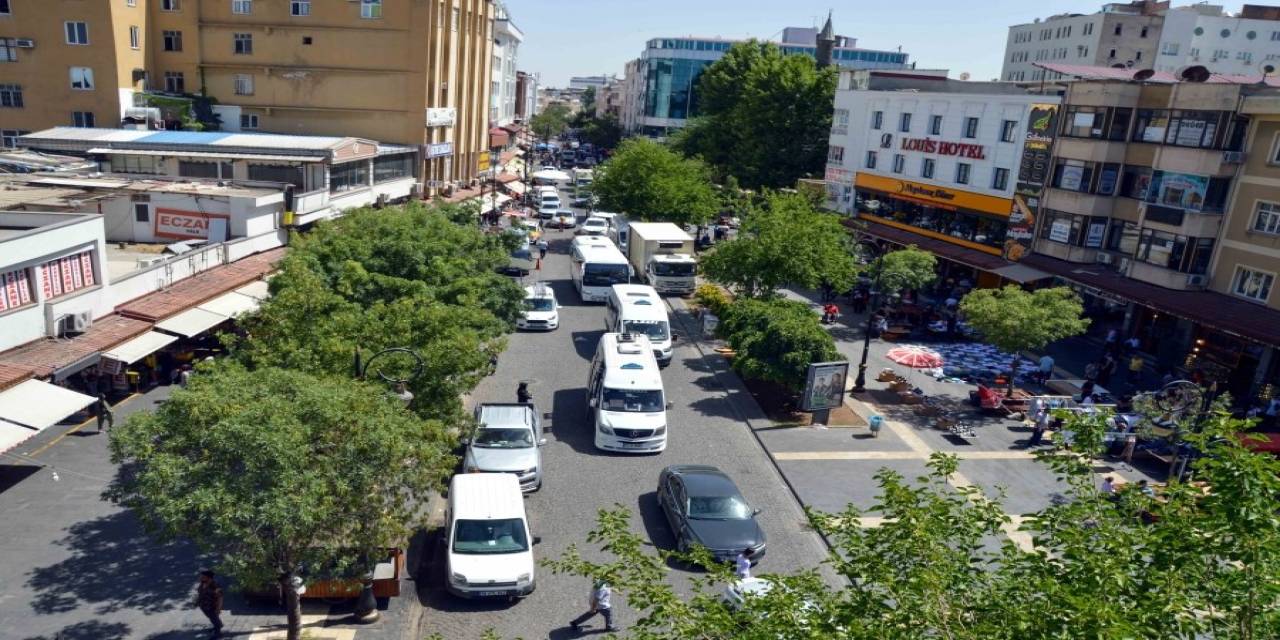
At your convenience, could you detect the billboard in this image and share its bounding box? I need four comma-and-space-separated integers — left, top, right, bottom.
1147, 171, 1209, 211
801, 361, 850, 412
153, 208, 230, 240
1007, 103, 1060, 261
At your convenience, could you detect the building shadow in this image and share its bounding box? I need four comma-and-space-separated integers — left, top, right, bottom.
25, 510, 200, 617
570, 329, 604, 361
21, 620, 132, 640
0, 464, 42, 494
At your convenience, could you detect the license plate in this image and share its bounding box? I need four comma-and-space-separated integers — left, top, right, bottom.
478, 590, 508, 597
621, 442, 647, 448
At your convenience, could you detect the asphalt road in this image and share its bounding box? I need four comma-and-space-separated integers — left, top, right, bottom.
417, 196, 830, 640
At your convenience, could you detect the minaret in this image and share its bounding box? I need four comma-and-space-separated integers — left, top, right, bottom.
816, 11, 835, 69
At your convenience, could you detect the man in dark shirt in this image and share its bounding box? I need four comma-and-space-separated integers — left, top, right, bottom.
196, 570, 224, 638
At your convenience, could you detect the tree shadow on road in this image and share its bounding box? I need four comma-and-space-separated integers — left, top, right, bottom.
21, 619, 131, 640
25, 510, 199, 617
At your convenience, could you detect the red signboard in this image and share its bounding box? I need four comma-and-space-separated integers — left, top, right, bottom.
900, 138, 987, 159
153, 208, 230, 240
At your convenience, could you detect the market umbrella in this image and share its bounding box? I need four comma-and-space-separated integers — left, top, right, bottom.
531, 169, 570, 182
886, 345, 944, 369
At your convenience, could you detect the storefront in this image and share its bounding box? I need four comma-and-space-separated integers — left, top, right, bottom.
853, 173, 1015, 258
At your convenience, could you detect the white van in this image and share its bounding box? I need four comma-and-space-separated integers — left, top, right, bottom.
587, 333, 669, 453
446, 473, 536, 599
605, 284, 676, 367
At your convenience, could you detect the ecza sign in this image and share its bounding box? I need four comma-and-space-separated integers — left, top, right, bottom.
154, 208, 229, 240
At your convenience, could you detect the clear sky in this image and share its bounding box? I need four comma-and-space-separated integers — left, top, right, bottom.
507, 0, 1248, 87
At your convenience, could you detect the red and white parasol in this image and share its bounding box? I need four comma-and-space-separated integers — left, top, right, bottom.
886, 345, 944, 369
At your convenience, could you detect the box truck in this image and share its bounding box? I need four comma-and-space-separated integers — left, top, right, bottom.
626, 222, 697, 295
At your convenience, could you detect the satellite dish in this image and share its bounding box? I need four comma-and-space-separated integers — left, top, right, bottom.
959, 72, 971, 81
1132, 68, 1155, 81
1179, 65, 1211, 82
1262, 63, 1277, 75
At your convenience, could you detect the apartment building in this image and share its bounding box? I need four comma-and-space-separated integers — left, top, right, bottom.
1153, 4, 1280, 75
0, 0, 496, 192
595, 79, 622, 120
1015, 70, 1280, 399
514, 70, 537, 121
491, 3, 522, 127
1003, 1, 1168, 83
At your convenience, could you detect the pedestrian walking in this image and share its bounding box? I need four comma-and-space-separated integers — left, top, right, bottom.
179, 364, 193, 388
1124, 335, 1140, 355
1098, 353, 1117, 386
1127, 353, 1144, 385
537, 238, 548, 259
195, 570, 224, 638
1084, 361, 1100, 382
821, 303, 839, 325
1037, 354, 1055, 385
734, 548, 753, 579
850, 289, 867, 314
1027, 408, 1049, 447
569, 579, 616, 633
517, 381, 532, 404
95, 393, 113, 432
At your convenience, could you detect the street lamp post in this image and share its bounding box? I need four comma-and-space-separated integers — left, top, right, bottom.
489, 147, 501, 226
851, 240, 897, 394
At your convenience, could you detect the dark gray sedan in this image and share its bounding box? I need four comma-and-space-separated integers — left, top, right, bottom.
657, 465, 766, 563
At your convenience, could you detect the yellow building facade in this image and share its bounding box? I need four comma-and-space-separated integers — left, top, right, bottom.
0, 0, 494, 187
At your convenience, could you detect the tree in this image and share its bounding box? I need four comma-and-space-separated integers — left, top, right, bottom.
959, 285, 1089, 392
233, 203, 525, 421
717, 298, 840, 392
580, 86, 597, 115
542, 407, 1280, 639
701, 192, 858, 298
864, 246, 938, 296
530, 104, 570, 142
672, 41, 837, 189
106, 364, 453, 640
580, 115, 624, 151
591, 138, 719, 226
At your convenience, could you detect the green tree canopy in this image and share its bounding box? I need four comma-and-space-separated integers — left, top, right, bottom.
673, 41, 837, 189
580, 114, 624, 150
865, 246, 938, 295
531, 103, 571, 141
233, 203, 524, 421
717, 298, 840, 391
591, 137, 719, 226
107, 364, 452, 640
701, 192, 858, 298
959, 285, 1090, 391
544, 407, 1280, 639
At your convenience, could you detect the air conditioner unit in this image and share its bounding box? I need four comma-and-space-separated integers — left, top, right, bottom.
1185, 274, 1207, 287
14, 39, 35, 48
60, 311, 93, 336
136, 256, 165, 269
1223, 151, 1245, 163
1095, 253, 1114, 265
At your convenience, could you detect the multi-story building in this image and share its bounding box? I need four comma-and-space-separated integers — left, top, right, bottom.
515, 71, 538, 122
1013, 69, 1280, 399
620, 59, 645, 134
826, 69, 1060, 288
1153, 4, 1280, 75
623, 20, 912, 136
1002, 1, 1168, 83
569, 75, 615, 91
491, 3, 522, 127
0, 0, 495, 192
595, 80, 622, 120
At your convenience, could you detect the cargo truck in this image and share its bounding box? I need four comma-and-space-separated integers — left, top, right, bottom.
626, 222, 697, 296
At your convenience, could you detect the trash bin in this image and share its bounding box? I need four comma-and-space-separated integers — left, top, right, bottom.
869, 415, 883, 437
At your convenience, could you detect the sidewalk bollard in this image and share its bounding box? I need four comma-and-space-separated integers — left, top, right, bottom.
869, 415, 883, 437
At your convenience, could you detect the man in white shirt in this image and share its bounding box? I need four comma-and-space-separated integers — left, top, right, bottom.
570, 580, 616, 633
734, 549, 753, 579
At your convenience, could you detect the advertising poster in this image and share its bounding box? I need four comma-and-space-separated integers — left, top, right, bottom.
154, 209, 229, 240
1008, 103, 1059, 261
1058, 165, 1085, 191
802, 361, 850, 412
1148, 171, 1208, 211
1085, 221, 1107, 248
1049, 220, 1072, 244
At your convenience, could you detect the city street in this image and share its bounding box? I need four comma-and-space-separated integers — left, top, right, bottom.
416, 196, 833, 639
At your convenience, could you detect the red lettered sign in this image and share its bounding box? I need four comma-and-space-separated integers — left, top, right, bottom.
153, 208, 229, 240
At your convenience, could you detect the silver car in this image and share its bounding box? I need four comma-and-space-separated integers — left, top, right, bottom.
464, 403, 546, 492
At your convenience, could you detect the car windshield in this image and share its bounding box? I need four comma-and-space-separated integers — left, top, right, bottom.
583, 263, 629, 287
601, 387, 664, 412
688, 494, 753, 520
452, 518, 529, 554
472, 427, 534, 448
585, 220, 607, 229
526, 297, 556, 312
653, 261, 696, 277
623, 320, 669, 341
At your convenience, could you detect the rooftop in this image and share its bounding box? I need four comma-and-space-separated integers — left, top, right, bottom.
1034, 62, 1280, 87
0, 173, 283, 213
17, 128, 414, 161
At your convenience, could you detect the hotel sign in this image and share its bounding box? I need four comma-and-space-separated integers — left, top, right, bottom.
854, 173, 1011, 217
900, 138, 986, 159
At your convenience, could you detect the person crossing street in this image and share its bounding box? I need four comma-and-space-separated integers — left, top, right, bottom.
569, 579, 616, 633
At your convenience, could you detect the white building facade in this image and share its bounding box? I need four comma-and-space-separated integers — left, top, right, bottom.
1153, 5, 1280, 75
1002, 2, 1165, 83
492, 4, 524, 127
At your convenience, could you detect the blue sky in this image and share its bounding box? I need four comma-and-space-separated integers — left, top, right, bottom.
508, 0, 1246, 86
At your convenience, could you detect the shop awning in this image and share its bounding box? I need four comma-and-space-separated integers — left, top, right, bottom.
0, 417, 37, 455
0, 379, 96, 431
198, 289, 261, 318
155, 307, 232, 338
991, 263, 1053, 284
479, 194, 512, 215
504, 180, 526, 196
100, 331, 179, 366
234, 280, 271, 301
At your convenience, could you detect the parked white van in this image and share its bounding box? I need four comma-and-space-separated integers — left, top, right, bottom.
587, 333, 669, 453
570, 237, 630, 303
605, 284, 676, 367
446, 473, 536, 599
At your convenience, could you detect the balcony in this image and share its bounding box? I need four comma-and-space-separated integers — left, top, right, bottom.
1128, 261, 1209, 291
1043, 187, 1116, 217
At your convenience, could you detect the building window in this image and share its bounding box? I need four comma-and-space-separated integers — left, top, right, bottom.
1140, 26, 1148, 38
921, 158, 935, 178
240, 113, 259, 129
291, 0, 309, 16
110, 154, 160, 174
1253, 201, 1280, 235
1000, 119, 1017, 142
234, 74, 254, 95
134, 203, 150, 222
65, 21, 89, 45
899, 112, 911, 133
929, 115, 942, 135
0, 0, 10, 14
302, 36, 313, 45
249, 163, 304, 188
234, 32, 252, 54
163, 30, 182, 51
1051, 158, 1097, 192
1232, 266, 1275, 302
865, 150, 877, 169
232, 0, 252, 14
0, 266, 33, 312
129, 25, 140, 49
1, 129, 28, 147
164, 71, 184, 93
992, 167, 1009, 190
161, 0, 179, 10
871, 110, 883, 130
1084, 22, 1093, 36
1135, 229, 1214, 274
963, 117, 978, 138
374, 153, 414, 183
127, 0, 136, 5
71, 111, 95, 127
69, 67, 95, 90
955, 162, 970, 184
892, 154, 905, 173
0, 84, 22, 107
330, 161, 369, 192
362, 0, 383, 19
1114, 24, 1122, 36
827, 145, 844, 165
1108, 48, 1117, 59
0, 39, 15, 62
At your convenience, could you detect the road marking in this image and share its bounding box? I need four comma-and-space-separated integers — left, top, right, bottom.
881, 415, 934, 456
772, 450, 1038, 461
25, 392, 141, 458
